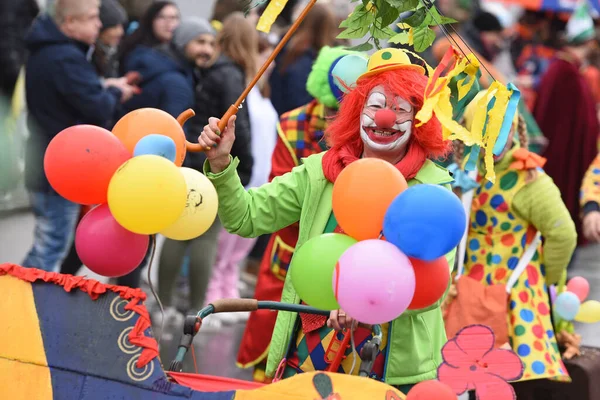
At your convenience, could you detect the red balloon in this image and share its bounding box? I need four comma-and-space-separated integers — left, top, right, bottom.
566, 276, 590, 302
44, 125, 131, 205
406, 380, 456, 400
407, 257, 450, 310
75, 204, 149, 277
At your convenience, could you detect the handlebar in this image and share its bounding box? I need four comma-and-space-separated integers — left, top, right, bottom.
167, 300, 382, 373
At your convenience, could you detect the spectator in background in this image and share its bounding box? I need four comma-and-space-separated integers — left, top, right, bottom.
92, 0, 128, 78
23, 0, 135, 272
0, 0, 39, 194
534, 4, 600, 247
153, 18, 219, 325
61, 17, 215, 288
157, 12, 255, 331
118, 0, 152, 24
269, 3, 338, 116
210, 0, 245, 31
0, 0, 40, 101
119, 16, 214, 119
118, 1, 180, 72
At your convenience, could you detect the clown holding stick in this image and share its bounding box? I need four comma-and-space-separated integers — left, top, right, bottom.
197, 48, 457, 393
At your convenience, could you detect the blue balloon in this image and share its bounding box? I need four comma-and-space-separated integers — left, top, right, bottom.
554, 292, 581, 321
331, 54, 368, 93
382, 184, 466, 261
133, 134, 177, 162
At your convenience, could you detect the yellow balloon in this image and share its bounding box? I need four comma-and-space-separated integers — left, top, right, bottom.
108, 155, 187, 234
161, 167, 218, 240
574, 300, 600, 324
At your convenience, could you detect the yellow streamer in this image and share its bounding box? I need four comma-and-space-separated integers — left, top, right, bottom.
416, 52, 473, 128
457, 56, 479, 100
482, 83, 511, 182
256, 0, 289, 33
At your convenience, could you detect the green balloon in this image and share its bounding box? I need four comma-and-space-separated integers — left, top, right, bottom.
290, 233, 357, 310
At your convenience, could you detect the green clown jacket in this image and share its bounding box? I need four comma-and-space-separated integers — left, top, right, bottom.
204, 152, 456, 385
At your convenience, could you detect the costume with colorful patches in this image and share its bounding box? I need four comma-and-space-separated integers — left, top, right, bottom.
235, 47, 353, 382
198, 49, 455, 390
453, 105, 577, 381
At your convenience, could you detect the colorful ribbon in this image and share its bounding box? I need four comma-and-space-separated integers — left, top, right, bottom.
256, 0, 289, 33
493, 83, 521, 156
509, 148, 547, 171
448, 163, 479, 191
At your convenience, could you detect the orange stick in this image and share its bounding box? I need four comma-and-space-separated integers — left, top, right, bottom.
186, 0, 318, 152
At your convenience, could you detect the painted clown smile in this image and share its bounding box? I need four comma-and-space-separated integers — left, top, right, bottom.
363, 121, 412, 145
359, 88, 414, 153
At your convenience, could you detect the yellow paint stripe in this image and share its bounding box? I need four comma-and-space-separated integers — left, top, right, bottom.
0, 274, 52, 398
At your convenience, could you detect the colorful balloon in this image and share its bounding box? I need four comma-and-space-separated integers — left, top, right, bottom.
383, 184, 466, 261
408, 257, 450, 310
133, 134, 177, 162
566, 276, 590, 302
44, 125, 131, 205
75, 204, 149, 277
107, 155, 187, 234
554, 292, 581, 321
332, 158, 408, 241
406, 380, 456, 400
331, 54, 369, 93
549, 284, 557, 304
575, 300, 600, 324
333, 240, 415, 324
290, 234, 356, 310
112, 108, 187, 166
161, 168, 219, 240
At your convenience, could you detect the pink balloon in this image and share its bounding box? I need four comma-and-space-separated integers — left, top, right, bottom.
75, 204, 149, 277
566, 276, 590, 302
333, 240, 415, 325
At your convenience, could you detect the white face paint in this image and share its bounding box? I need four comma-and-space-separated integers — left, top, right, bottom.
359, 85, 414, 156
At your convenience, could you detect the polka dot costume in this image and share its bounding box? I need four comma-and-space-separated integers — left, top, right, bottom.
580, 154, 600, 207
464, 167, 568, 381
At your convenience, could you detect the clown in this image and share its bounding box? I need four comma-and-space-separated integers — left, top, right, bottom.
446, 92, 576, 384
198, 49, 454, 393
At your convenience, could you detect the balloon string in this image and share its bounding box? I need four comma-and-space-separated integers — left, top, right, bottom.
146, 235, 165, 347
349, 320, 358, 375
191, 344, 199, 374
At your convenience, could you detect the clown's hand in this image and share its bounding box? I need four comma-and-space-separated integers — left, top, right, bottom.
327, 309, 357, 331
199, 116, 236, 174
583, 211, 600, 243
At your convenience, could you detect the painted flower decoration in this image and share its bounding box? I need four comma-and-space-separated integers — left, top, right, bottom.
437, 325, 524, 400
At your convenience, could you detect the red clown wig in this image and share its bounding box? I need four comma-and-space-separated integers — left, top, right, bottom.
322, 68, 449, 182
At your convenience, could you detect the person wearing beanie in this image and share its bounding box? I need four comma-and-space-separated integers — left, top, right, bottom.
93, 0, 128, 77
533, 2, 600, 247
463, 11, 507, 63
236, 46, 362, 383
118, 16, 215, 120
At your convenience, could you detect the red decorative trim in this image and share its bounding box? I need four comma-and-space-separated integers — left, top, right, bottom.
0, 263, 159, 368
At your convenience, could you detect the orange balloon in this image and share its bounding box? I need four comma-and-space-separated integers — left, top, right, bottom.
44, 125, 131, 205
332, 158, 408, 241
112, 108, 187, 166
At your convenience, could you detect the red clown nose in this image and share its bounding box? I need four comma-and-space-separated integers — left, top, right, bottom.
374, 109, 396, 129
